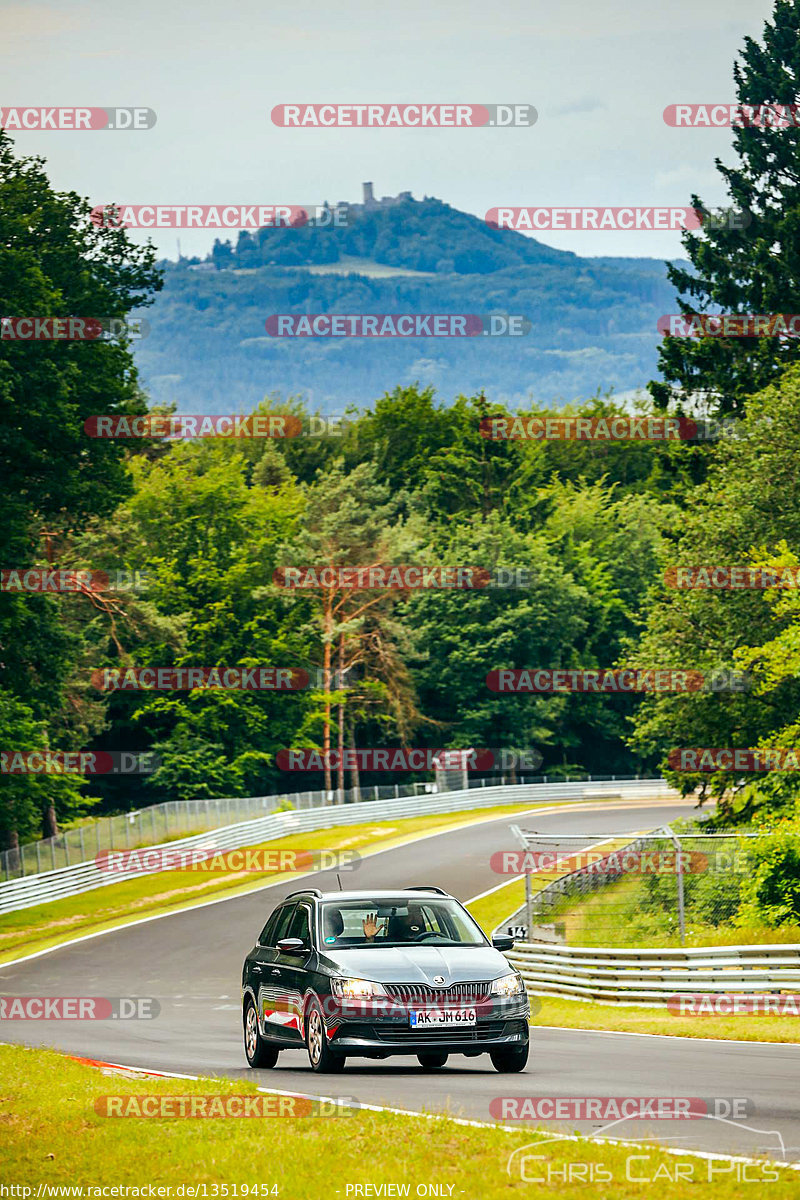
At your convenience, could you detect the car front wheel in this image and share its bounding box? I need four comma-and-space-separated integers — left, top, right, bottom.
244, 998, 279, 1068
305, 998, 345, 1073
490, 1044, 529, 1073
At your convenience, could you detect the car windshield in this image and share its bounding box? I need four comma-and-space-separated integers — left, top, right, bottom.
318, 897, 487, 948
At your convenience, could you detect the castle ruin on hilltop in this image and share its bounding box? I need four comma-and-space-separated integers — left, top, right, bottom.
327, 183, 414, 215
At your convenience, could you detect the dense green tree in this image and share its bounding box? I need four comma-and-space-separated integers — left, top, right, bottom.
0, 131, 161, 844
84, 441, 315, 801
275, 459, 422, 791
651, 0, 800, 417
630, 364, 800, 817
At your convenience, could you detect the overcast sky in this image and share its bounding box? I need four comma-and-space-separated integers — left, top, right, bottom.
2, 0, 777, 261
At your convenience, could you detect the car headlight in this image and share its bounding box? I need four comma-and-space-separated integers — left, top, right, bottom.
490, 972, 525, 997
330, 977, 388, 999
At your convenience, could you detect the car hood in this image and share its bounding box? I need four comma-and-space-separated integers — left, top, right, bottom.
323, 944, 512, 985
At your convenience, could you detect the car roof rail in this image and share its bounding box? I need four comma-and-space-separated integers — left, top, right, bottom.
404, 885, 449, 895
283, 889, 322, 900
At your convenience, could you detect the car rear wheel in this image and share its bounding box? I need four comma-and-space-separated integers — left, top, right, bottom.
306, 998, 345, 1073
244, 999, 279, 1068
417, 1052, 448, 1070
490, 1044, 529, 1073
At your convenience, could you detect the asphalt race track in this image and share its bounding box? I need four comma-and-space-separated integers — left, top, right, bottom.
2, 797, 799, 1163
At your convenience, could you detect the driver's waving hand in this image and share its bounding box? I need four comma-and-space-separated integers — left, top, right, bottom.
362, 912, 386, 942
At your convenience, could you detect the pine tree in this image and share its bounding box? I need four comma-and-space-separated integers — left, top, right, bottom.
651, 0, 800, 417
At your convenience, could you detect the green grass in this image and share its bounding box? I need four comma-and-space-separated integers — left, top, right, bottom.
0, 801, 556, 966
545, 872, 800, 949
1, 1045, 794, 1197
532, 994, 800, 1043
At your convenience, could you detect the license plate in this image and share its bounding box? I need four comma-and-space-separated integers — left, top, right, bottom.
410, 1007, 477, 1028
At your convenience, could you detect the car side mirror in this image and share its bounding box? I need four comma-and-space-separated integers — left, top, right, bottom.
277, 937, 308, 956
492, 934, 515, 951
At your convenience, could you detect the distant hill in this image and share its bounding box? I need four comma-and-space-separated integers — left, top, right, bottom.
133, 195, 679, 412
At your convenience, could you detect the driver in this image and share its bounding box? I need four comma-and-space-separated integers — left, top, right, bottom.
387, 903, 426, 941
362, 904, 427, 942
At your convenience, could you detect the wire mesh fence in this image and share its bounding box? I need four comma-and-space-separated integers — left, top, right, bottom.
1, 770, 641, 881
500, 828, 770, 948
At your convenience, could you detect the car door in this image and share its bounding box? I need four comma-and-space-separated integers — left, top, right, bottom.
256, 901, 297, 1042
272, 901, 313, 1044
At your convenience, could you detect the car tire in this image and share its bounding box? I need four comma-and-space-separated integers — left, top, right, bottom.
243, 998, 279, 1068
490, 1044, 529, 1073
306, 998, 345, 1073
417, 1052, 448, 1070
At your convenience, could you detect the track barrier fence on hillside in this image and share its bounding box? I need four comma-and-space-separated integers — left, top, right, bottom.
0, 776, 671, 914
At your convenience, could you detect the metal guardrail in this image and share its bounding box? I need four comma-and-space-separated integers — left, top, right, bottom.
506, 941, 800, 1005
0, 771, 647, 881
1, 781, 443, 881
0, 777, 673, 915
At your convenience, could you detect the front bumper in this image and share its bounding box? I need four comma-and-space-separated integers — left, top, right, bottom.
329, 1013, 529, 1055
322, 990, 529, 1054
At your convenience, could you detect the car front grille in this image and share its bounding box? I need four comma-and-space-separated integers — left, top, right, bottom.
375, 1020, 507, 1043
383, 982, 491, 1004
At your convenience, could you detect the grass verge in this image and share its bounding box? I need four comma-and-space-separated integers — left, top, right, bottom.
1, 1044, 792, 1197
531, 994, 800, 1043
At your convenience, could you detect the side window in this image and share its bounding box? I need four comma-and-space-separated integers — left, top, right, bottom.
258, 909, 280, 946
265, 904, 296, 946
287, 905, 311, 945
